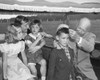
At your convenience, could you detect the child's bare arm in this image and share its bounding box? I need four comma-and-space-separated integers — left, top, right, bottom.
25, 34, 42, 48
41, 32, 53, 38
39, 38, 45, 48
3, 53, 7, 79
21, 50, 27, 66
29, 39, 45, 53
21, 42, 27, 66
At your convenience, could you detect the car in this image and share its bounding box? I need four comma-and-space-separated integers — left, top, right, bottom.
90, 42, 100, 80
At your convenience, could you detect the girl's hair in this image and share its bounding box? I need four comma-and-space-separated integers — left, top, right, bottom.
29, 19, 43, 32
14, 15, 29, 27
56, 27, 69, 36
5, 25, 18, 43
29, 19, 41, 26
5, 32, 14, 43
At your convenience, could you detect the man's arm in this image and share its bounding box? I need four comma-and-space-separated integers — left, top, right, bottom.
69, 29, 96, 52
77, 33, 96, 52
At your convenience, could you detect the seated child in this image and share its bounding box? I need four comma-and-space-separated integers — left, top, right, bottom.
25, 19, 52, 80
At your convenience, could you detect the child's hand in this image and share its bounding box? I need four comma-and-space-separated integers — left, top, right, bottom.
47, 34, 53, 38
37, 34, 43, 41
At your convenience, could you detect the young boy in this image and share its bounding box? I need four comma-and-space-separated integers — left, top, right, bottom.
47, 27, 75, 80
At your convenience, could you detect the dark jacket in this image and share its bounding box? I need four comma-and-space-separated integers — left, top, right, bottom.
47, 47, 75, 80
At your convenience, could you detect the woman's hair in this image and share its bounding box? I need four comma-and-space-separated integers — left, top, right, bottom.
29, 19, 43, 32
14, 15, 29, 27
56, 27, 69, 36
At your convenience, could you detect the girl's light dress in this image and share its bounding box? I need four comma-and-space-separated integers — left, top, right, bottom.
0, 41, 33, 80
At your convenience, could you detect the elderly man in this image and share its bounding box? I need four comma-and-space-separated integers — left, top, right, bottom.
70, 17, 98, 80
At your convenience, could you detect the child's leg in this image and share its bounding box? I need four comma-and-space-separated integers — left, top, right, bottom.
38, 59, 46, 80
28, 63, 37, 77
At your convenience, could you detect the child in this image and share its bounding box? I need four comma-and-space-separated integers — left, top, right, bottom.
47, 27, 75, 80
25, 19, 52, 80
0, 26, 34, 80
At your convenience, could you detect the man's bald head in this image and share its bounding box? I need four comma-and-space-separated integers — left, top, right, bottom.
76, 17, 91, 36
78, 17, 91, 31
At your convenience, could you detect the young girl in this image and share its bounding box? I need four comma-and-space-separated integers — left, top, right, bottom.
47, 27, 75, 80
25, 19, 52, 80
0, 26, 34, 80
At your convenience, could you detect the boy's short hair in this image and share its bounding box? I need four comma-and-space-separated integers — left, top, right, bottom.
57, 24, 69, 31
56, 27, 69, 36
